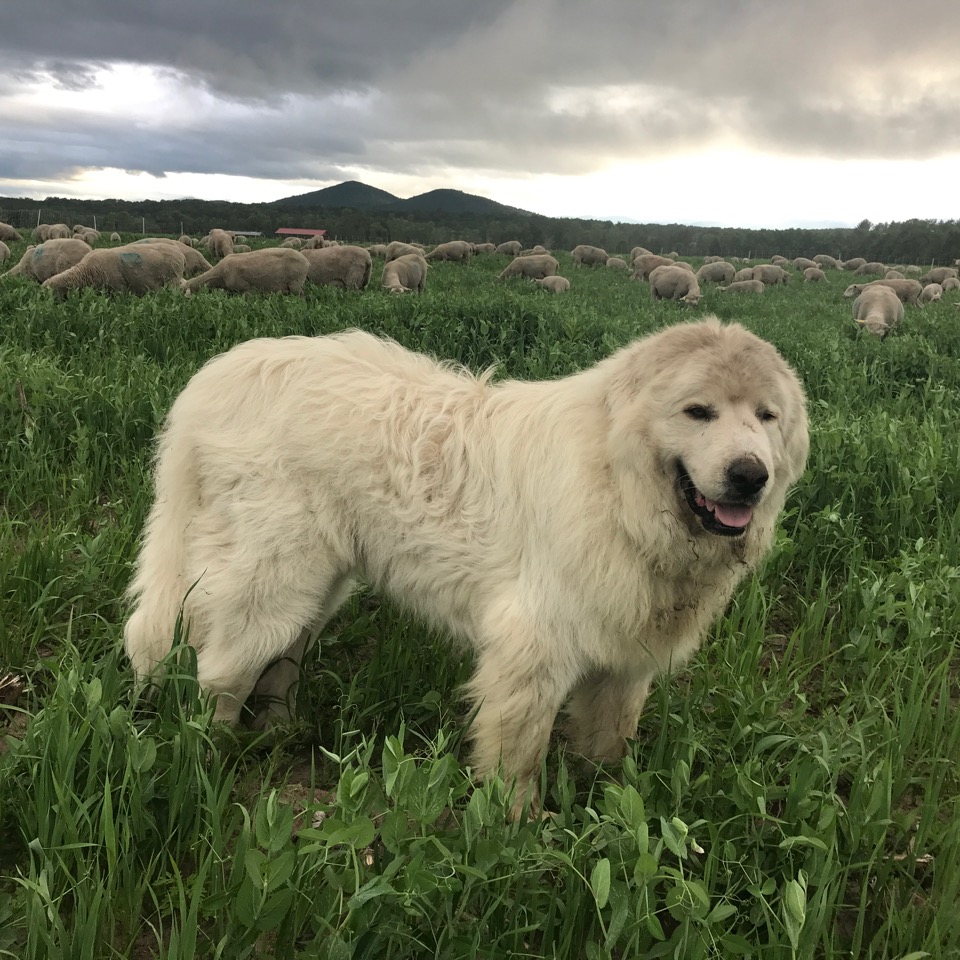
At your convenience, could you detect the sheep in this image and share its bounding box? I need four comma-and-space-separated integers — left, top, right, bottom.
302, 245, 372, 290
606, 257, 629, 270
0, 241, 9, 263
496, 254, 559, 281
178, 235, 195, 247
918, 266, 958, 286
695, 261, 735, 284
367, 244, 388, 257
232, 244, 251, 253
630, 254, 674, 280
110, 232, 122, 244
853, 261, 886, 276
701, 256, 722, 264
803, 267, 827, 283
182, 248, 309, 296
842, 279, 922, 307
495, 241, 522, 257
571, 244, 608, 267
381, 253, 428, 293
0, 222, 22, 242
31, 225, 51, 242
719, 279, 765, 295
733, 267, 755, 282
534, 275, 570, 293
519, 245, 550, 256
133, 238, 212, 276
920, 283, 943, 303
41, 243, 187, 299
841, 258, 867, 272
3, 238, 91, 282
665, 251, 680, 260
385, 241, 425, 263
302, 236, 324, 250
629, 246, 652, 261
853, 284, 903, 337
473, 243, 497, 254
649, 264, 702, 306
942, 277, 960, 292
46, 224, 71, 240
426, 240, 472, 263
813, 255, 840, 269
904, 265, 922, 275
206, 228, 234, 259
884, 269, 905, 279
771, 255, 791, 267
752, 263, 791, 285
793, 257, 818, 271
281, 238, 304, 248
78, 229, 100, 246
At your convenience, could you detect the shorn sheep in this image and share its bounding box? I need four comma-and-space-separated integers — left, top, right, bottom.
41, 244, 187, 299
207, 228, 235, 259
426, 241, 472, 263
385, 241, 425, 263
571, 244, 608, 267
495, 241, 522, 257
496, 255, 559, 281
381, 253, 428, 294
751, 264, 790, 286
918, 266, 958, 286
3, 238, 91, 282
183, 248, 309, 296
134, 238, 213, 276
853, 284, 903, 337
649, 265, 702, 306
843, 279, 922, 307
302, 245, 373, 290
695, 261, 735, 285
630, 254, 673, 281
534, 276, 570, 294
853, 261, 886, 276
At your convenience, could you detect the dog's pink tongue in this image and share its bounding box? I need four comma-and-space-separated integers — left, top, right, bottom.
706, 499, 752, 528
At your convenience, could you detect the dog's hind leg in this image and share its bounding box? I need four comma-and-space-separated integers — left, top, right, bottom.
564, 669, 652, 762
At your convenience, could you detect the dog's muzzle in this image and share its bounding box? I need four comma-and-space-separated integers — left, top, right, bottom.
677, 458, 767, 537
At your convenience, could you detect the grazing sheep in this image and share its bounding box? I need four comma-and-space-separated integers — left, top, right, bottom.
884, 269, 905, 279
571, 244, 608, 267
110, 232, 122, 243
771, 255, 791, 267
841, 257, 866, 272
752, 264, 791, 285
649, 264, 702, 306
629, 246, 653, 261
942, 277, 960, 292
46, 224, 72, 240
426, 240, 473, 263
853, 261, 886, 276
302, 245, 372, 290
813, 255, 840, 270
367, 244, 388, 257
134, 238, 213, 276
904, 265, 922, 275
630, 254, 674, 281
519, 245, 550, 257
803, 267, 827, 283
31, 225, 51, 242
918, 266, 958, 286
473, 243, 497, 254
920, 283, 943, 303
534, 276, 570, 294
207, 228, 235, 259
0, 222, 22, 242
665, 251, 680, 260
183, 248, 309, 296
0, 241, 9, 263
3, 238, 91, 282
843, 280, 922, 306
495, 241, 522, 257
733, 267, 755, 282
793, 257, 818, 271
281, 238, 304, 248
178, 235, 195, 247
41, 243, 187, 299
381, 253, 428, 293
853, 284, 903, 337
385, 241, 425, 263
719, 279, 765, 295
606, 257, 629, 270
701, 256, 722, 264
301, 236, 324, 250
695, 261, 735, 284
496, 254, 559, 281
232, 244, 251, 253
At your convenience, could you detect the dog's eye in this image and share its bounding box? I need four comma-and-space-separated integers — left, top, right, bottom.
684, 404, 716, 421
757, 408, 778, 422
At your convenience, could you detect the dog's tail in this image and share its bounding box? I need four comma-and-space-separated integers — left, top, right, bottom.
123, 419, 202, 678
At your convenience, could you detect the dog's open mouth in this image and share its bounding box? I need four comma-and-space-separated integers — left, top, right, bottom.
677, 463, 753, 537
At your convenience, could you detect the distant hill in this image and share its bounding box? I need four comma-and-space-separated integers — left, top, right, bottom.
273, 181, 530, 216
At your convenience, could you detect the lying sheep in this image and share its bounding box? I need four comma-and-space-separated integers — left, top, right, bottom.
3, 238, 91, 282
381, 253, 428, 293
571, 244, 608, 267
183, 248, 309, 295
719, 279, 765, 295
918, 266, 958, 286
606, 257, 629, 270
496, 254, 559, 281
134, 238, 212, 276
534, 276, 570, 293
0, 241, 9, 263
207, 228, 234, 259
695, 261, 735, 284
733, 267, 755, 282
495, 240, 522, 257
752, 263, 790, 285
841, 258, 866, 272
0, 222, 22, 242
793, 257, 818, 271
843, 279, 922, 306
853, 261, 886, 276
630, 253, 674, 280
803, 267, 827, 282
302, 245, 372, 290
920, 283, 943, 303
385, 241, 425, 263
42, 243, 186, 299
426, 240, 472, 263
853, 284, 903, 337
813, 255, 840, 269
649, 264, 702, 305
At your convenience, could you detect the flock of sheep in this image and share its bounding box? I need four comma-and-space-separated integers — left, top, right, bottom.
1, 219, 956, 337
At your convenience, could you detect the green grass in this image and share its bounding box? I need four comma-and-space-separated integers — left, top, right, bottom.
1, 245, 958, 958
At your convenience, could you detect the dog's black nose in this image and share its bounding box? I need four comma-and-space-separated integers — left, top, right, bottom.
727, 458, 769, 497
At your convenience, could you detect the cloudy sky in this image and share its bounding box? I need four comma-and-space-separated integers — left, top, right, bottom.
2, 0, 959, 229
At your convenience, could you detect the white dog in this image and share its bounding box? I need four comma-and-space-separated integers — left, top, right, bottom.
125, 317, 808, 810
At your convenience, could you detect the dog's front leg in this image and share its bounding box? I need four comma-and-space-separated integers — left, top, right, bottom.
564, 669, 652, 762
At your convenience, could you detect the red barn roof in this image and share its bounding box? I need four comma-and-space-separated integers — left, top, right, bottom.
275, 227, 326, 236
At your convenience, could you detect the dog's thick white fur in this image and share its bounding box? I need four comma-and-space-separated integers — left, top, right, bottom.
125, 317, 808, 804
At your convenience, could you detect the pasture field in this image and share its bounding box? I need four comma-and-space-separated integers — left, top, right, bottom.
0, 240, 958, 959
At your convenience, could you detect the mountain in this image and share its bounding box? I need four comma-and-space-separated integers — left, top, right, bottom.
273, 181, 530, 217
